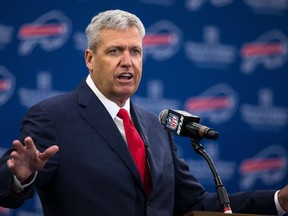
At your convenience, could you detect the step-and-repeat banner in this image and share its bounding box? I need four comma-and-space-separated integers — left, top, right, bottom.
0, 0, 287, 215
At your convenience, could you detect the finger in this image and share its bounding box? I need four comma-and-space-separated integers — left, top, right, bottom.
24, 137, 37, 150
12, 140, 25, 152
7, 158, 15, 169
39, 145, 59, 161
10, 150, 20, 159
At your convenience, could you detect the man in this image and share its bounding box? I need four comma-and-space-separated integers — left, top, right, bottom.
0, 9, 287, 216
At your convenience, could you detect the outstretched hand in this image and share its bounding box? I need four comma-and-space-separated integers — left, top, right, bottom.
278, 185, 288, 212
6, 137, 59, 183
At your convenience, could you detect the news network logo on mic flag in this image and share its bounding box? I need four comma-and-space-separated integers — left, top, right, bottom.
167, 112, 179, 131
160, 109, 203, 137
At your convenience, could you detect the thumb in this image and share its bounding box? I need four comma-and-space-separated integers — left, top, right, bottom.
39, 145, 59, 161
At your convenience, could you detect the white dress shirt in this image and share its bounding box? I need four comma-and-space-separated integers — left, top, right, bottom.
86, 74, 130, 143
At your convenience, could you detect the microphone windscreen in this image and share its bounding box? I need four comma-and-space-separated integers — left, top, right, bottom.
158, 109, 169, 125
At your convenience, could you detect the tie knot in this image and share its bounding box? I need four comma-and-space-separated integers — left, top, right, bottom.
117, 108, 130, 120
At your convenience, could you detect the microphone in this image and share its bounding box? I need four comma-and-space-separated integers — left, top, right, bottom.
159, 110, 232, 213
159, 109, 219, 140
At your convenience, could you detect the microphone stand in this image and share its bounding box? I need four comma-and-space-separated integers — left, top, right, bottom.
190, 137, 233, 214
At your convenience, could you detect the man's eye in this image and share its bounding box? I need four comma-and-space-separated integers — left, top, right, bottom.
109, 49, 120, 55
131, 49, 141, 56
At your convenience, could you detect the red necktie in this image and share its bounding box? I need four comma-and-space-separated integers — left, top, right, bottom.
117, 108, 151, 194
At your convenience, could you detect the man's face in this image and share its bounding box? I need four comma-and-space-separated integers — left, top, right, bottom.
85, 26, 143, 107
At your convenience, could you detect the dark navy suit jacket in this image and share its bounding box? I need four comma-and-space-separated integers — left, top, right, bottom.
0, 80, 278, 216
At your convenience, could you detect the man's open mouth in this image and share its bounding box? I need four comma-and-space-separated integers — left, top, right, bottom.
118, 73, 133, 80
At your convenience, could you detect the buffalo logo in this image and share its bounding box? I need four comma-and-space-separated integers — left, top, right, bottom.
184, 83, 238, 124
239, 144, 287, 190
0, 66, 16, 106
143, 20, 182, 61
18, 10, 72, 55
240, 30, 288, 74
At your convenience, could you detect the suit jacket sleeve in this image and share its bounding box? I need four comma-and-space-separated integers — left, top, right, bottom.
0, 103, 60, 209
169, 132, 278, 215
0, 149, 34, 208
133, 105, 278, 215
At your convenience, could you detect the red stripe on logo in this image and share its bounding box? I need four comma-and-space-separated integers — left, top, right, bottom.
240, 158, 285, 173
19, 24, 65, 37
186, 97, 230, 111
143, 34, 175, 46
0, 80, 9, 91
241, 43, 283, 57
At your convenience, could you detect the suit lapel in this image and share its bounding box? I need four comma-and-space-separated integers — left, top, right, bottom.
76, 81, 143, 186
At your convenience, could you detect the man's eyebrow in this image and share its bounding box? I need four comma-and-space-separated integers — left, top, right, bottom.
104, 46, 123, 53
107, 45, 125, 50
106, 45, 142, 50
130, 45, 142, 51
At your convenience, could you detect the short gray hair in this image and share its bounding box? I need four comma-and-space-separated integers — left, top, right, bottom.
85, 9, 145, 51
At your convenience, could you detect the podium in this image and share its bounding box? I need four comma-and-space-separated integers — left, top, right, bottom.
186, 212, 273, 216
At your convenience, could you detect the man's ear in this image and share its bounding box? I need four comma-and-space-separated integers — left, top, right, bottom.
85, 49, 94, 71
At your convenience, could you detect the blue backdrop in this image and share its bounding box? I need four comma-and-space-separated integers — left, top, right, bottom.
0, 0, 288, 215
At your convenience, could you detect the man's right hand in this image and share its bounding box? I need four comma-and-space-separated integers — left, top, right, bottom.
7, 136, 59, 183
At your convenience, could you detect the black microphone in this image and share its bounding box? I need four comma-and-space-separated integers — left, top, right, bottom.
159, 109, 219, 140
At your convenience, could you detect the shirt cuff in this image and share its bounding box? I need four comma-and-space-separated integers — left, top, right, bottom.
275, 190, 287, 216
13, 172, 37, 193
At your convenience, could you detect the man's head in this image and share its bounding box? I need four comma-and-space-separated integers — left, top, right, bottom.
86, 9, 145, 52
85, 9, 145, 107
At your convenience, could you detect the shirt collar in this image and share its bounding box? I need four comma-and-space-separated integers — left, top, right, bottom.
86, 74, 131, 119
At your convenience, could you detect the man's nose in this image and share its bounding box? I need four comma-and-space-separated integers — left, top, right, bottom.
120, 51, 133, 66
